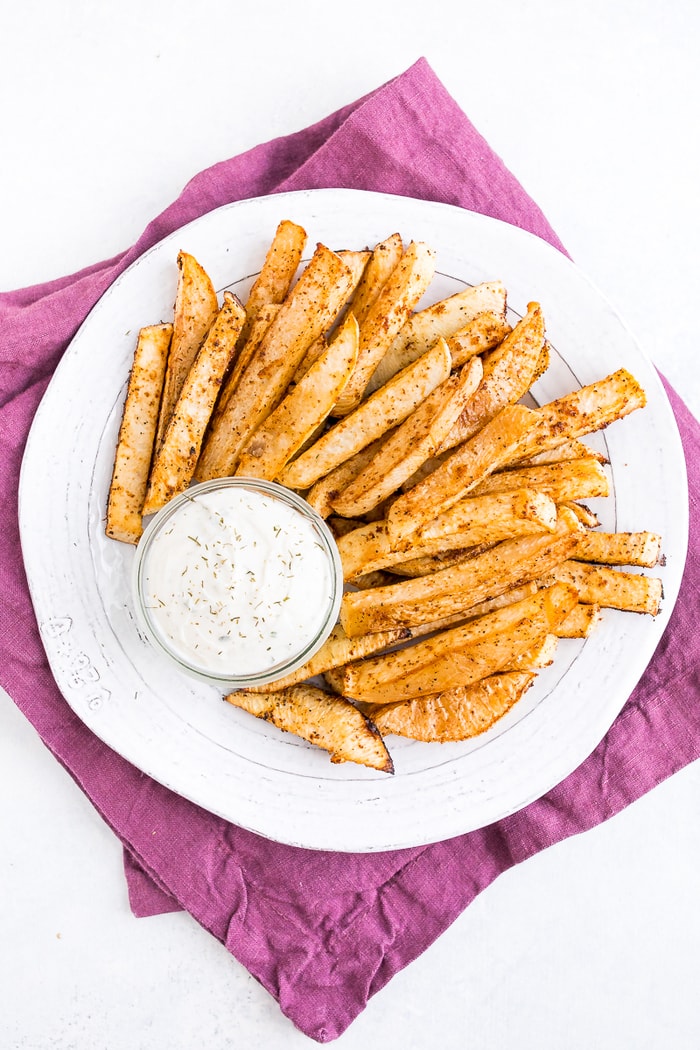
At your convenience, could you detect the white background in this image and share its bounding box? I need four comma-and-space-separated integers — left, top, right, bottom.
2, 1, 699, 1047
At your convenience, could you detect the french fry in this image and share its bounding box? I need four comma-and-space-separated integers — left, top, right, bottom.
142, 292, 246, 515
538, 560, 664, 615
385, 403, 538, 545
332, 582, 578, 703
211, 302, 280, 422
195, 243, 357, 479
369, 671, 535, 742
340, 507, 583, 637
347, 233, 404, 324
469, 457, 610, 503
570, 530, 662, 567
105, 323, 172, 543
224, 683, 394, 772
366, 280, 508, 394
234, 311, 359, 481
437, 301, 546, 452
331, 240, 436, 415
555, 602, 604, 638
446, 310, 513, 367
237, 219, 306, 343
330, 354, 483, 518
154, 251, 219, 450
304, 435, 394, 517
280, 337, 452, 491
337, 489, 557, 580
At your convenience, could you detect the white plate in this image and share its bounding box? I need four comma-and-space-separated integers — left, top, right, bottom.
19, 188, 689, 852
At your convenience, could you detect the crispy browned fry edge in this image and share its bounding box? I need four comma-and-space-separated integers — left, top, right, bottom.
195, 243, 356, 479
142, 293, 246, 515
470, 457, 610, 503
238, 219, 306, 342
347, 233, 404, 324
106, 323, 172, 543
280, 337, 452, 490
155, 251, 219, 450
369, 671, 535, 742
224, 684, 394, 773
446, 311, 513, 368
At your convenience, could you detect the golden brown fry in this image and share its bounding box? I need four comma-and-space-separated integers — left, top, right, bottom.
195, 243, 356, 479
385, 403, 538, 545
538, 560, 664, 615
224, 684, 394, 772
446, 310, 513, 367
332, 240, 437, 414
347, 233, 404, 324
555, 602, 604, 638
234, 312, 359, 480
438, 301, 546, 452
304, 434, 395, 517
155, 251, 219, 450
105, 323, 172, 543
340, 507, 583, 637
239, 219, 306, 342
514, 439, 607, 467
331, 354, 483, 518
470, 457, 610, 503
570, 530, 662, 567
369, 671, 535, 742
280, 337, 452, 491
334, 582, 578, 703
367, 280, 507, 393
143, 292, 246, 515
337, 489, 556, 580
212, 302, 280, 422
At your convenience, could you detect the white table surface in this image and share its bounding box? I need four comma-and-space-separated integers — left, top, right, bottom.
2, 2, 699, 1047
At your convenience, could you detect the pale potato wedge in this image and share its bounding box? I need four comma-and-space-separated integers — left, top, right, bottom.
340, 507, 583, 637
369, 671, 535, 742
366, 280, 508, 394
330, 353, 483, 518
332, 240, 436, 415
106, 323, 172, 543
143, 292, 246, 515
234, 311, 359, 480
224, 684, 394, 773
195, 243, 356, 479
280, 337, 452, 490
155, 250, 219, 450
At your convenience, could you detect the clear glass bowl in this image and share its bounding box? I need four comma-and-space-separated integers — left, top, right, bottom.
132, 477, 343, 690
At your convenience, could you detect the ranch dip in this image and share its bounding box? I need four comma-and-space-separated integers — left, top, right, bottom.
137, 482, 340, 679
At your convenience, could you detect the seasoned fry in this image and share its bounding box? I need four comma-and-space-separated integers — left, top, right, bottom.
155, 251, 219, 450
224, 684, 394, 772
555, 602, 604, 638
280, 337, 452, 491
437, 301, 546, 452
538, 560, 664, 615
446, 310, 513, 367
470, 457, 610, 503
331, 354, 483, 518
347, 233, 404, 324
332, 240, 436, 414
212, 302, 280, 421
333, 583, 578, 703
238, 219, 306, 343
369, 671, 535, 742
143, 293, 246, 515
106, 323, 172, 543
234, 312, 359, 480
366, 280, 507, 393
196, 243, 356, 479
570, 530, 662, 567
385, 403, 538, 545
337, 489, 557, 580
304, 435, 394, 517
340, 507, 583, 637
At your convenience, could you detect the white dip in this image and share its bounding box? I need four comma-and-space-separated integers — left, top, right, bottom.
139, 486, 337, 677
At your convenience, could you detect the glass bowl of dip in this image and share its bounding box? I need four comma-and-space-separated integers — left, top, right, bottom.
131, 477, 344, 690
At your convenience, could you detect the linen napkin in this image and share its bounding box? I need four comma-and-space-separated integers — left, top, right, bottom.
1, 58, 698, 1043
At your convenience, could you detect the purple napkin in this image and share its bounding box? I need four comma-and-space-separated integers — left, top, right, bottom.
1, 58, 698, 1043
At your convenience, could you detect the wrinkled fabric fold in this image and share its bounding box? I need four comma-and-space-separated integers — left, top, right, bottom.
1, 58, 698, 1043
